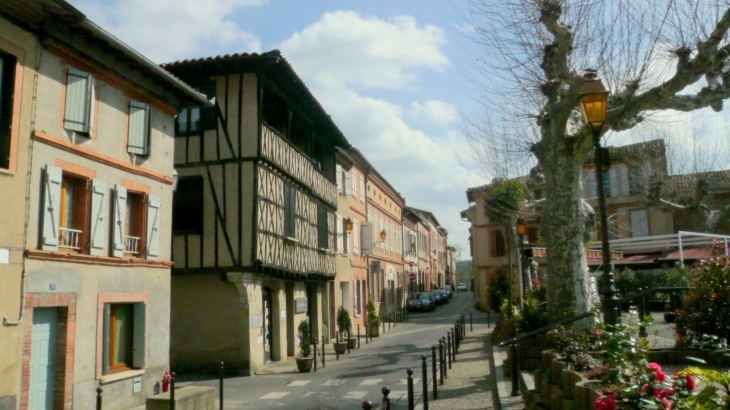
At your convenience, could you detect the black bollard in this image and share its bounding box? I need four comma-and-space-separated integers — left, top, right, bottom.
388, 313, 391, 330
96, 387, 102, 410
442, 336, 448, 379
453, 326, 458, 361
510, 344, 520, 396
170, 372, 176, 410
439, 339, 444, 384
431, 346, 438, 400
358, 324, 361, 349
447, 331, 452, 370
219, 362, 224, 410
470, 310, 473, 332
336, 331, 340, 361
348, 330, 351, 355
382, 386, 391, 410
362, 400, 373, 410
407, 368, 415, 410
382, 317, 385, 334
421, 355, 429, 410
321, 335, 325, 368
365, 323, 369, 344
454, 323, 459, 352
462, 314, 466, 336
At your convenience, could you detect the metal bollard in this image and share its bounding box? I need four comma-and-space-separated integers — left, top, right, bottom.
358, 324, 361, 349
442, 336, 448, 379
362, 400, 373, 410
431, 346, 438, 399
407, 368, 415, 410
336, 331, 340, 361
383, 318, 385, 335
365, 323, 369, 344
170, 372, 176, 410
389, 313, 391, 330
382, 386, 391, 410
447, 331, 452, 370
470, 310, 473, 332
322, 335, 326, 368
463, 314, 466, 336
454, 322, 460, 352
219, 362, 224, 410
452, 327, 457, 361
348, 330, 351, 354
421, 355, 429, 410
96, 387, 102, 410
510, 344, 520, 396
439, 339, 444, 384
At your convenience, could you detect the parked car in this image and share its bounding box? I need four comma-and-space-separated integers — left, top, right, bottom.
439, 288, 450, 303
420, 292, 436, 311
457, 283, 468, 292
441, 285, 453, 298
431, 290, 444, 305
407, 295, 423, 311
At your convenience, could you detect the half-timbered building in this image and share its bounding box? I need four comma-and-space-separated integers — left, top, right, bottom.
162, 50, 348, 375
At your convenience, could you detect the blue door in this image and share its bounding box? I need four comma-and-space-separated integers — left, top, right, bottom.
29, 308, 58, 410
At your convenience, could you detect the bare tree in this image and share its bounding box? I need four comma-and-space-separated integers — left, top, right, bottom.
461, 0, 730, 320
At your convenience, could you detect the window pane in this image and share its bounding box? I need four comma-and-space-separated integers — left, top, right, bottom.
111, 304, 133, 368
190, 108, 200, 131
172, 177, 204, 233
177, 109, 188, 133
61, 178, 75, 228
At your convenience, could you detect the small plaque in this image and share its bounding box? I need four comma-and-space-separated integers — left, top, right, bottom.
280, 309, 286, 322
133, 377, 142, 394
49, 284, 56, 291
295, 297, 308, 313
252, 314, 260, 329
0, 248, 9, 264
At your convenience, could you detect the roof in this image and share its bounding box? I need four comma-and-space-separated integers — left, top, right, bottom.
669, 169, 730, 196
162, 50, 350, 149
0, 0, 210, 109
347, 147, 406, 204
406, 207, 443, 230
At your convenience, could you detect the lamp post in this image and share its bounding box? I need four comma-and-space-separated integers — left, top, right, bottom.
516, 218, 526, 310
579, 70, 619, 327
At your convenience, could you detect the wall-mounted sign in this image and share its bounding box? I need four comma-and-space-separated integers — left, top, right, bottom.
280, 309, 287, 322
386, 263, 395, 281
252, 313, 260, 329
295, 297, 308, 313
370, 260, 381, 273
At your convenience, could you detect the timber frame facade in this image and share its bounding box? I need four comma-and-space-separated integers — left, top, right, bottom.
163, 50, 348, 375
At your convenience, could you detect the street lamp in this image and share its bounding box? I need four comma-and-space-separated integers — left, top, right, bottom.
579, 69, 619, 326
516, 218, 527, 309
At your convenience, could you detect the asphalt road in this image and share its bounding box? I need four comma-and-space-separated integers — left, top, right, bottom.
183, 292, 477, 410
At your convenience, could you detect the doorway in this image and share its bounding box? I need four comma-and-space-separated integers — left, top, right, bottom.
29, 308, 58, 410
262, 288, 273, 363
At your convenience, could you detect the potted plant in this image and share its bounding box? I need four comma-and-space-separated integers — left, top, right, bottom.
295, 320, 314, 373
337, 305, 356, 349
366, 293, 379, 337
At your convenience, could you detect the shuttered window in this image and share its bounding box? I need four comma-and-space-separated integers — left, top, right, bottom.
284, 183, 296, 239
336, 164, 343, 195
64, 68, 91, 133
317, 205, 328, 249
103, 302, 146, 374
127, 101, 149, 156
146, 194, 160, 260
0, 51, 17, 170
359, 175, 365, 202
353, 219, 359, 255
89, 179, 107, 256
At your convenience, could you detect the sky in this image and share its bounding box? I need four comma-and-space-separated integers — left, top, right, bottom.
68, 0, 484, 257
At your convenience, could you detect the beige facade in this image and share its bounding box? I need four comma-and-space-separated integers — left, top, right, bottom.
0, 2, 206, 409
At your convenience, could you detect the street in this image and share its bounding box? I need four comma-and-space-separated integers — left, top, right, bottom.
180, 293, 481, 409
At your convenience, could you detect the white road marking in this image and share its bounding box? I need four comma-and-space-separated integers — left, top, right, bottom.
341, 391, 368, 400
286, 380, 311, 387
360, 379, 383, 386
322, 379, 347, 386
389, 390, 407, 399
260, 392, 289, 399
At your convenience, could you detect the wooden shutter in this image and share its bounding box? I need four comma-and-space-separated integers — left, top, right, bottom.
317, 206, 328, 248
42, 165, 63, 251
146, 194, 160, 259
337, 215, 343, 254
111, 185, 127, 257
361, 222, 372, 255
89, 179, 107, 256
353, 219, 359, 254
127, 101, 149, 156
345, 171, 352, 197
64, 68, 90, 133
102, 303, 111, 374
132, 303, 146, 368
336, 164, 343, 195
359, 175, 365, 202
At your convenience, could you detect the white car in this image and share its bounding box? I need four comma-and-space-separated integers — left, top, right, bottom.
457, 283, 468, 292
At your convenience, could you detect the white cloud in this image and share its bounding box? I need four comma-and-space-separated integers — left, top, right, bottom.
410, 100, 458, 127
278, 10, 449, 90
70, 0, 265, 63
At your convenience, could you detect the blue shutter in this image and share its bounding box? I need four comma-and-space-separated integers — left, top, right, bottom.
64, 68, 90, 133
127, 101, 148, 155
102, 304, 110, 375
42, 165, 62, 251
89, 179, 107, 256
146, 194, 160, 259
111, 185, 126, 258
132, 303, 146, 368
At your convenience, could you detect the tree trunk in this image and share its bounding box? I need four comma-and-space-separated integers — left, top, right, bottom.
539, 148, 592, 321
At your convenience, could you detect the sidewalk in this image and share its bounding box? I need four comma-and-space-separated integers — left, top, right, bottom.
421, 310, 499, 410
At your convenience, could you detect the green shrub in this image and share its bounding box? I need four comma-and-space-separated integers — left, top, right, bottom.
518, 296, 550, 333
366, 293, 378, 325
298, 320, 311, 357
336, 305, 352, 336
487, 266, 510, 312
676, 258, 730, 346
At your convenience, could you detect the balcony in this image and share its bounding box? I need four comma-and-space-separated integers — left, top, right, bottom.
261, 124, 337, 205
58, 227, 82, 250
124, 235, 140, 255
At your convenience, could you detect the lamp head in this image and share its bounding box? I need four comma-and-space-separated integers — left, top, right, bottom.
380, 230, 387, 241
516, 218, 527, 236
345, 218, 353, 232
579, 69, 609, 129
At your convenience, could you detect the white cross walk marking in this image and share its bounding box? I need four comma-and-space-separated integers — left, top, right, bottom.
397, 378, 420, 384
302, 392, 316, 398
287, 380, 311, 387
360, 379, 383, 386
341, 391, 368, 400
322, 379, 347, 386
260, 392, 289, 399
389, 390, 407, 399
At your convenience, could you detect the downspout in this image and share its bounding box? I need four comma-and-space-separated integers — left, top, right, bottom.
4, 39, 43, 326
364, 165, 372, 313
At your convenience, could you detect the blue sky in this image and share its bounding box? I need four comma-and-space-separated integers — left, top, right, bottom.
68, 0, 485, 256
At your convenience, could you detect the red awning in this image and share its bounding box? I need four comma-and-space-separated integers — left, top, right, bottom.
587, 258, 602, 266
660, 248, 714, 261
614, 254, 657, 265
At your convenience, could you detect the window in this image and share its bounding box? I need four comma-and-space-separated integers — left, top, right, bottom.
603, 170, 612, 197
353, 280, 362, 316
629, 166, 645, 195
127, 101, 149, 156
336, 164, 343, 195
58, 173, 89, 251
353, 219, 359, 255
359, 175, 365, 202
284, 183, 296, 239
0, 51, 17, 170
631, 209, 649, 238
317, 205, 328, 249
172, 177, 204, 234
491, 230, 506, 257
176, 81, 216, 135
124, 192, 145, 255
111, 185, 160, 259
102, 302, 145, 375
340, 282, 349, 312
63, 68, 92, 134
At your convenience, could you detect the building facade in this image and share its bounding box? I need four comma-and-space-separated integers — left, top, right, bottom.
163, 51, 347, 375
0, 2, 207, 409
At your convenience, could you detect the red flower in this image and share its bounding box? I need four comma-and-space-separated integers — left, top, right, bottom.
648, 363, 662, 372
655, 369, 666, 383
660, 397, 672, 410
685, 374, 695, 391
589, 328, 604, 337
641, 383, 649, 394
594, 394, 616, 410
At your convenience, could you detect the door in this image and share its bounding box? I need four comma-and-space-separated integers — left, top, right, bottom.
262, 288, 272, 363
29, 308, 58, 410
